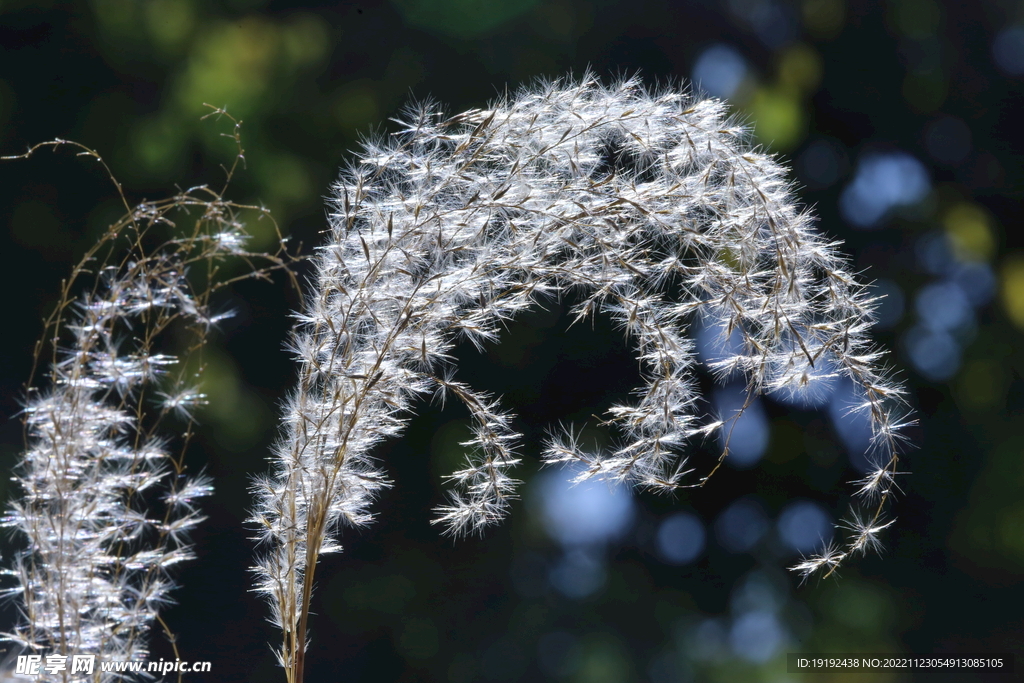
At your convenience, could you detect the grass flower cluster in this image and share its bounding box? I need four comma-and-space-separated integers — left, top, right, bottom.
2, 119, 287, 681
5, 76, 912, 682
251, 75, 912, 681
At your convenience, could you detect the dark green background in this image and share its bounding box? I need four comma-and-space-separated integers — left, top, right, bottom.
2, 1, 1022, 681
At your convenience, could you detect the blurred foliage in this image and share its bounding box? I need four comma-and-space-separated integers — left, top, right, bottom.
2, 0, 1023, 682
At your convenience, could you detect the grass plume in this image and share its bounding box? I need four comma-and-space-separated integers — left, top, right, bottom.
250, 74, 912, 682
2, 111, 288, 681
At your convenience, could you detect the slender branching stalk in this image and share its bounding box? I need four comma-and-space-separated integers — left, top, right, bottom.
2, 110, 289, 682
251, 74, 912, 682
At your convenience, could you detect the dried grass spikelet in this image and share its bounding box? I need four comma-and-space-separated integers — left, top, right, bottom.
251, 74, 912, 681
3, 112, 289, 681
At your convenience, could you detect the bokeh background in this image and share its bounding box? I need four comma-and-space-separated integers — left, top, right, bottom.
2, 0, 1023, 681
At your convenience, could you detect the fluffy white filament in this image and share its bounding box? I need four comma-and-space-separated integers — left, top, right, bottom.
4, 263, 215, 680
251, 74, 911, 673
